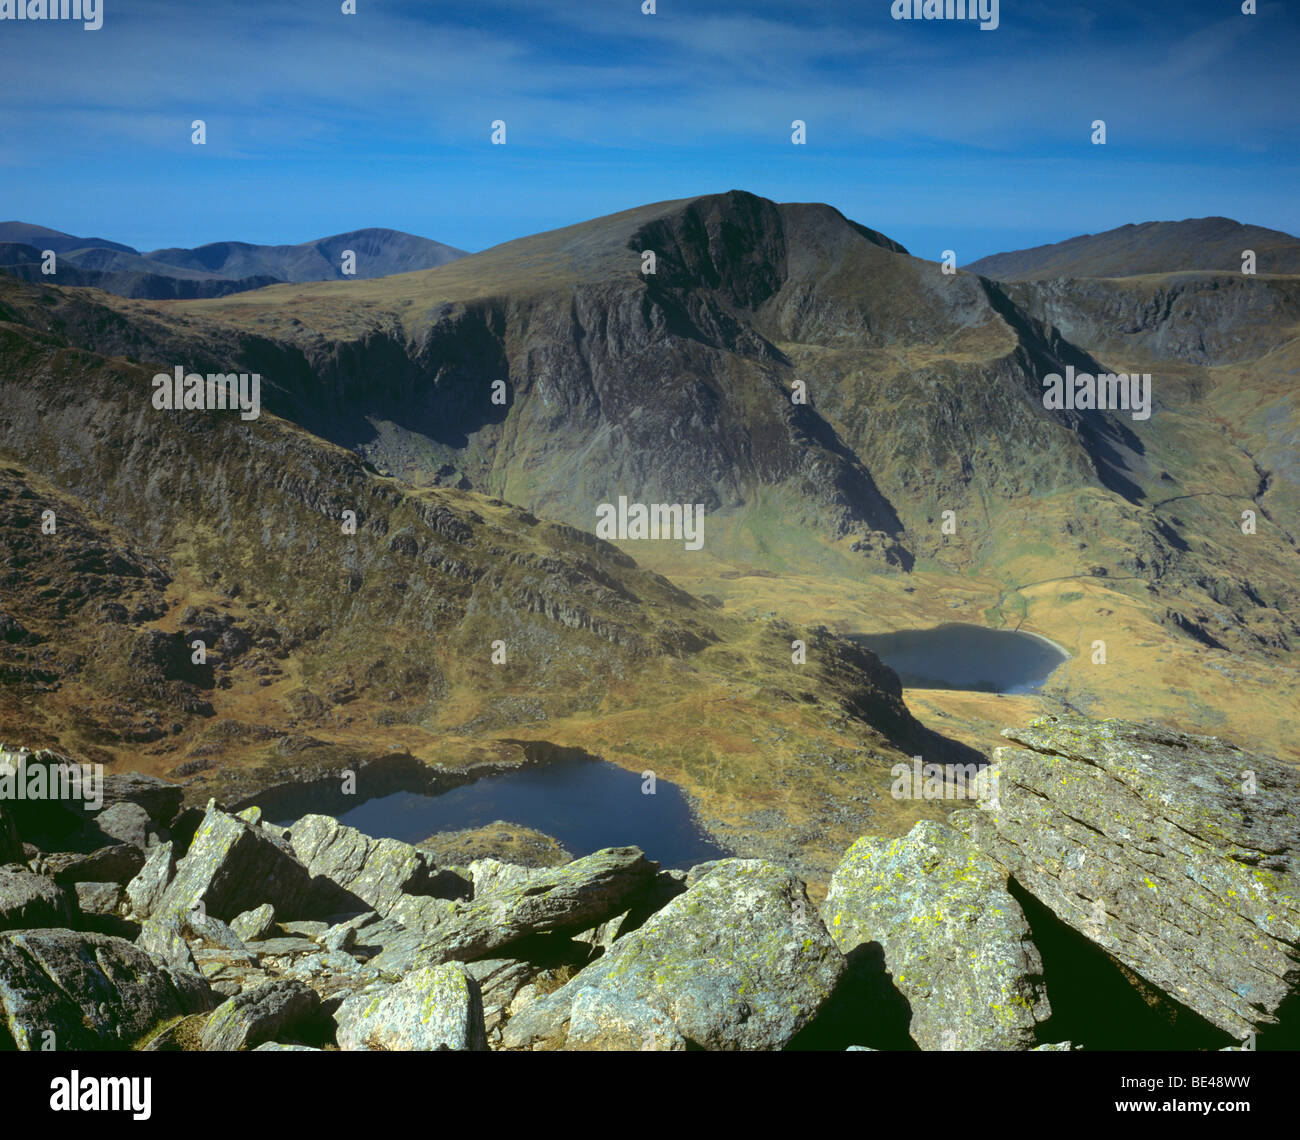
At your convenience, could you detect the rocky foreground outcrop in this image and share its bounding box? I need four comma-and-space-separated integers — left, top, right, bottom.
0, 715, 1295, 1050
955, 715, 1300, 1041
823, 820, 1049, 1050
501, 859, 844, 1050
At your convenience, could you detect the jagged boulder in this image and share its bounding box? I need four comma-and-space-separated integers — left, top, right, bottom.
94, 772, 184, 826
0, 867, 80, 931
502, 859, 845, 1051
151, 801, 312, 923
285, 814, 439, 916
94, 802, 162, 849
184, 909, 257, 963
465, 958, 535, 1042
403, 846, 658, 967
961, 715, 1300, 1040
335, 963, 488, 1051
74, 881, 123, 917
230, 903, 278, 943
137, 903, 256, 971
39, 844, 146, 886
200, 979, 320, 1051
124, 840, 175, 920
823, 820, 1049, 1050
0, 929, 212, 1049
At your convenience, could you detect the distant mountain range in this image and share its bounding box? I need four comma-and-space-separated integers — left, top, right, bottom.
7, 214, 1298, 302
966, 217, 1300, 280
0, 223, 468, 299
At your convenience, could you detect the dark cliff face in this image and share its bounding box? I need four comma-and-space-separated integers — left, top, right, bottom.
9, 191, 1170, 560
1004, 273, 1300, 367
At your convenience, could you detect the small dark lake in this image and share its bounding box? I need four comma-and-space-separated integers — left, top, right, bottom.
265, 754, 730, 870
848, 623, 1069, 694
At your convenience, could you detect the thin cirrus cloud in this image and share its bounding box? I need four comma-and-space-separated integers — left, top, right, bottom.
0, 0, 1294, 255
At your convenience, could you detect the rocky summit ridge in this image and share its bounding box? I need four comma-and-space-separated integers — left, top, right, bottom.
1, 714, 1294, 1051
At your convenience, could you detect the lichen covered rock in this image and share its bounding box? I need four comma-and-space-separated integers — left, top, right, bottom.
0, 929, 213, 1049
965, 714, 1300, 1040
504, 858, 844, 1050
823, 820, 1049, 1050
335, 962, 487, 1051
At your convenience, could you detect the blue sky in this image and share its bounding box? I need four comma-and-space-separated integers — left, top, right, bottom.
0, 0, 1296, 262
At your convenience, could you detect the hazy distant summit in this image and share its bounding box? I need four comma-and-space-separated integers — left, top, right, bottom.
0, 223, 468, 299
967, 217, 1300, 280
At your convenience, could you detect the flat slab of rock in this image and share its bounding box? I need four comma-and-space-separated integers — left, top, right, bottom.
0, 929, 212, 1049
566, 989, 687, 1051
192, 951, 270, 996
964, 715, 1300, 1040
503, 859, 845, 1051
243, 936, 321, 959
823, 820, 1049, 1050
280, 920, 329, 939
468, 858, 541, 897
201, 979, 320, 1051
335, 963, 487, 1050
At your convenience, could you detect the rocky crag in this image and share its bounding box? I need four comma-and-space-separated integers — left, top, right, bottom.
1, 713, 1294, 1051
